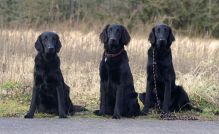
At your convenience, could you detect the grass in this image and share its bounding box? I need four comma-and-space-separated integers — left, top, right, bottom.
0, 29, 219, 120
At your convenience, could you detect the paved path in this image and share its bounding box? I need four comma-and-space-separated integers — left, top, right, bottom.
0, 118, 218, 134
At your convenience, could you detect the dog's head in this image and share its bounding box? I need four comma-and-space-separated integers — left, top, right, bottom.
148, 24, 175, 49
35, 32, 62, 55
100, 24, 130, 53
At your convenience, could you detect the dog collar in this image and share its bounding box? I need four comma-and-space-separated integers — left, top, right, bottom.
104, 49, 124, 62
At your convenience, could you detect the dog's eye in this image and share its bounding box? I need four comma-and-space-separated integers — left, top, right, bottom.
164, 28, 167, 32
44, 37, 48, 42
157, 28, 160, 33
109, 28, 112, 32
116, 29, 120, 33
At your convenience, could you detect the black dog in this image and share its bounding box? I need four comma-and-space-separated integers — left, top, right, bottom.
140, 24, 200, 115
94, 24, 141, 119
24, 32, 74, 118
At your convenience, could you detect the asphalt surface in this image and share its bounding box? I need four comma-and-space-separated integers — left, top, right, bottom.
0, 118, 218, 134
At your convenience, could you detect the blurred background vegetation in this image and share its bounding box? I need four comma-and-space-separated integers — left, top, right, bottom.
1, 0, 219, 118
0, 0, 219, 37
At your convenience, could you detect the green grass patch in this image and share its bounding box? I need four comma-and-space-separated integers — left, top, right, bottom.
0, 97, 219, 120
0, 81, 219, 120
0, 99, 28, 117
192, 95, 219, 113
0, 81, 22, 90
1, 94, 219, 120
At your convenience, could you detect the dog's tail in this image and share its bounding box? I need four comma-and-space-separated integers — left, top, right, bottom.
74, 105, 88, 112
175, 85, 202, 113
185, 103, 202, 112
93, 110, 103, 116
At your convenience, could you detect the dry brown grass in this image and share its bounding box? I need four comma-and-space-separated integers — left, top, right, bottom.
0, 29, 219, 111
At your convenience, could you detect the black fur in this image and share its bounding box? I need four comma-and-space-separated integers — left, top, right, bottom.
140, 24, 201, 115
94, 24, 140, 119
24, 32, 74, 118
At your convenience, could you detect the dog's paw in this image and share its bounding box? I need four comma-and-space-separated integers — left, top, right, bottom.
195, 107, 203, 113
59, 113, 67, 118
68, 110, 75, 116
24, 113, 34, 119
93, 110, 100, 115
141, 108, 149, 116
140, 111, 148, 116
93, 110, 105, 116
112, 114, 121, 119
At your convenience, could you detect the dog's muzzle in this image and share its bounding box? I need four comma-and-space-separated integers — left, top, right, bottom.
157, 39, 167, 48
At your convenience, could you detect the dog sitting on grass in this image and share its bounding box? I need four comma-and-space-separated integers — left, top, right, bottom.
25, 32, 75, 118
139, 24, 201, 116
94, 24, 141, 119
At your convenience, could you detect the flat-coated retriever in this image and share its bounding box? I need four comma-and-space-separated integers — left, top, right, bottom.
140, 24, 200, 116
94, 24, 141, 119
24, 32, 74, 118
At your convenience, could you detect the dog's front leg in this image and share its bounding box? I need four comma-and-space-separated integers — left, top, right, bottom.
24, 85, 39, 118
142, 77, 153, 115
113, 85, 123, 119
99, 81, 106, 115
56, 83, 67, 118
163, 78, 171, 113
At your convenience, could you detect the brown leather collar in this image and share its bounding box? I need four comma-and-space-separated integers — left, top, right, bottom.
104, 49, 124, 58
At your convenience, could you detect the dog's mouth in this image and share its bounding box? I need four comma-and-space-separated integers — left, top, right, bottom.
108, 47, 121, 54
45, 51, 56, 56
156, 39, 167, 48
45, 49, 55, 54
108, 44, 120, 52
111, 46, 118, 51
44, 53, 56, 60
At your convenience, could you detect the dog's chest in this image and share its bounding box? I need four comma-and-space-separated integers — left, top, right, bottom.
148, 59, 172, 81
45, 72, 59, 83
156, 65, 166, 81
106, 66, 121, 84
37, 66, 59, 84
105, 68, 121, 96
38, 72, 60, 95
40, 83, 57, 94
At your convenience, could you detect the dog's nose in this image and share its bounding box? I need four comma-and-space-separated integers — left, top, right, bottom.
159, 39, 165, 42
48, 47, 55, 53
159, 39, 167, 44
110, 38, 116, 44
49, 47, 55, 51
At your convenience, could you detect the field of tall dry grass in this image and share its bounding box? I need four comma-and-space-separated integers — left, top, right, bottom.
0, 29, 219, 116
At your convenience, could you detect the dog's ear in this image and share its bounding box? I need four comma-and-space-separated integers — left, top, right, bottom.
100, 24, 110, 44
148, 28, 156, 45
56, 35, 62, 53
168, 28, 175, 46
35, 35, 43, 52
121, 25, 131, 45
